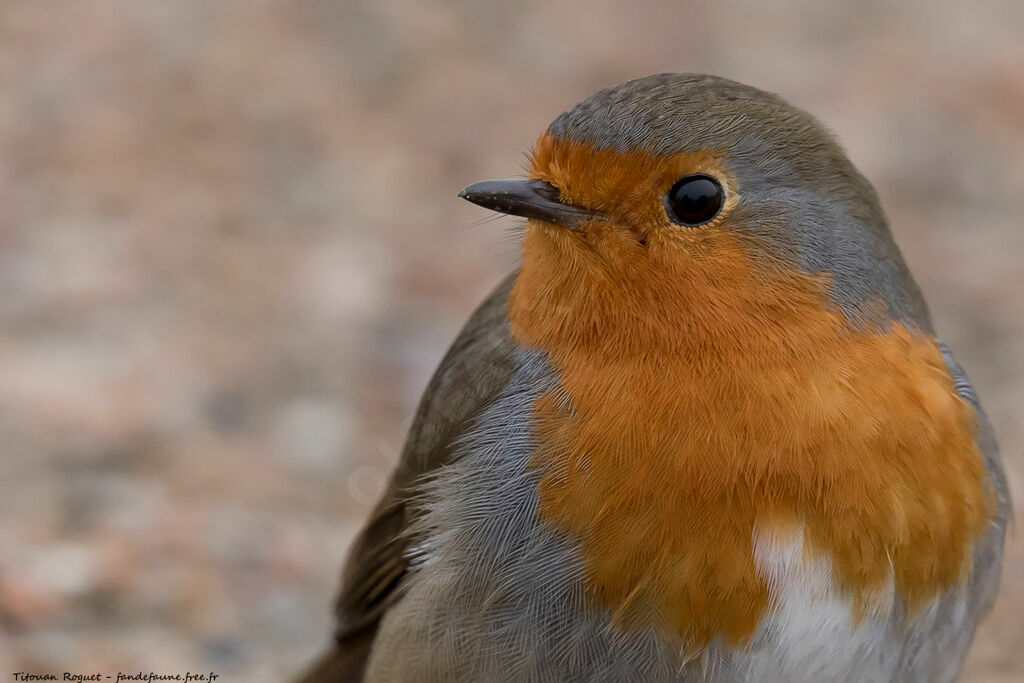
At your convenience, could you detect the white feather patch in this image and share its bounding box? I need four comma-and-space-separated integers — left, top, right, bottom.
736, 524, 900, 682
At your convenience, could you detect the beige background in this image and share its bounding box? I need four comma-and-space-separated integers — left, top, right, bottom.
0, 1, 1021, 680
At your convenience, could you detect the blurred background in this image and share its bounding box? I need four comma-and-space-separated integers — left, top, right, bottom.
0, 1, 1021, 680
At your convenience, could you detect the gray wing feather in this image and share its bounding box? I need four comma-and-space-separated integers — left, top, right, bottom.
936, 340, 1009, 619
295, 274, 520, 683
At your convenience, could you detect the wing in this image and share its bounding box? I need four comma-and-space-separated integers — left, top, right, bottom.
295, 273, 520, 683
936, 340, 1010, 618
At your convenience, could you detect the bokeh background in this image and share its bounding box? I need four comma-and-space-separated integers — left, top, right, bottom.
1, 1, 1021, 680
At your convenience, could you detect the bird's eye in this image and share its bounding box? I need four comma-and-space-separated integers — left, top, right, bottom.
664, 174, 724, 226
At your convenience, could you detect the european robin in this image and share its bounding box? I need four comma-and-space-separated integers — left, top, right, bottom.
299, 74, 1008, 683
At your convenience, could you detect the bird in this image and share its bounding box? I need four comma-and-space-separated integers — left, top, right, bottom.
297, 73, 1008, 683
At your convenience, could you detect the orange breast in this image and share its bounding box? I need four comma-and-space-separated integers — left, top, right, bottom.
510, 225, 992, 648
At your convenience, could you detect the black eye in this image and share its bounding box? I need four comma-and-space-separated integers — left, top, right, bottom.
664, 174, 724, 226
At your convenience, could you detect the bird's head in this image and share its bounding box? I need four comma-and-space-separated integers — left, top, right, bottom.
460, 74, 930, 355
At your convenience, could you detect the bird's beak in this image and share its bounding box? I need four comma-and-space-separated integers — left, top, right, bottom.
458, 178, 598, 231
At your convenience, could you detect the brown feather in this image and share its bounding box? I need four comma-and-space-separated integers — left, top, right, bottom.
296, 273, 519, 682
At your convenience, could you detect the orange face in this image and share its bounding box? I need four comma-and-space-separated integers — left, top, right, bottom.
530, 133, 740, 239
509, 134, 993, 647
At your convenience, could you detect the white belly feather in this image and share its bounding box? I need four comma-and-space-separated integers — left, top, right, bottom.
731, 525, 970, 683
